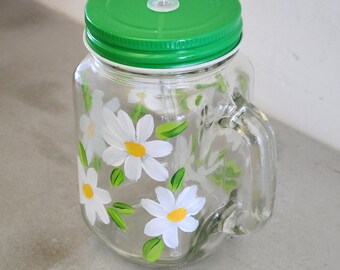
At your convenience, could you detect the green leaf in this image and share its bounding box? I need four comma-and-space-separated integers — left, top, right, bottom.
204, 149, 212, 165
78, 142, 88, 168
224, 179, 237, 192
130, 104, 148, 124
176, 89, 190, 112
238, 74, 248, 96
195, 95, 203, 106
107, 208, 127, 231
191, 134, 198, 154
211, 173, 223, 186
156, 121, 188, 140
215, 74, 229, 93
169, 167, 185, 191
195, 82, 218, 90
218, 150, 228, 161
91, 156, 102, 172
81, 83, 92, 113
112, 202, 135, 215
110, 168, 125, 187
142, 237, 165, 263
225, 160, 242, 178
194, 157, 201, 168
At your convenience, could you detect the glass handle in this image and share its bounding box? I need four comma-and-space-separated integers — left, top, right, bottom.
218, 93, 277, 235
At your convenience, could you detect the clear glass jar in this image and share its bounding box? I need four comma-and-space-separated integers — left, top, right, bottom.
73, 0, 276, 267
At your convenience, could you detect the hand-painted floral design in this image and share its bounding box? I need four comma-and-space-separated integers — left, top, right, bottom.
102, 109, 173, 182
128, 88, 187, 115
174, 136, 223, 183
78, 157, 112, 225
226, 129, 243, 152
80, 90, 120, 164
128, 88, 163, 112
141, 185, 206, 249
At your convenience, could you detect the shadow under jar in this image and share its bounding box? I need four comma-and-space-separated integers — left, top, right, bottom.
73, 0, 276, 267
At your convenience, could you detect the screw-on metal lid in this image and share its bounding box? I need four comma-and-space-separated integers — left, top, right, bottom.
85, 0, 243, 69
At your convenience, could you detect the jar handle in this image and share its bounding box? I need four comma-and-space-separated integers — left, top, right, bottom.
217, 92, 277, 235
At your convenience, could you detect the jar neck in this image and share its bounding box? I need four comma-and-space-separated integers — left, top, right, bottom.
84, 32, 241, 77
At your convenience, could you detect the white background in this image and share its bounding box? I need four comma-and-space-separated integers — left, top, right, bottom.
35, 0, 340, 151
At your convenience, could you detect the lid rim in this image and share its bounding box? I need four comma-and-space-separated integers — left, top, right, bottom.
85, 15, 243, 52
86, 29, 242, 69
84, 31, 242, 74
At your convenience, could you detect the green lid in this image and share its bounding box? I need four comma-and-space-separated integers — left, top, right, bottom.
85, 0, 242, 69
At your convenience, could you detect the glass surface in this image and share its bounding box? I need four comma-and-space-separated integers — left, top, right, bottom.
73, 52, 276, 267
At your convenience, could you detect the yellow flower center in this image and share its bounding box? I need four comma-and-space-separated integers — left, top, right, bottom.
167, 208, 187, 222
87, 121, 96, 138
125, 142, 146, 157
82, 184, 94, 199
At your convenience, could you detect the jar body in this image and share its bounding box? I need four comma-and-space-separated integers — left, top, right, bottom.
73, 52, 275, 267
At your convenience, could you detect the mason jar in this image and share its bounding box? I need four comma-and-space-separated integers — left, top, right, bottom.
73, 0, 276, 267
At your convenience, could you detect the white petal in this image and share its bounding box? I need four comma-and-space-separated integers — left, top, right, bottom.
142, 156, 169, 182
77, 157, 86, 184
162, 225, 179, 249
175, 136, 190, 168
144, 96, 163, 111
136, 114, 154, 142
155, 187, 176, 212
141, 199, 167, 218
85, 203, 96, 225
79, 184, 86, 204
95, 188, 112, 204
176, 185, 198, 208
78, 158, 86, 204
198, 160, 223, 176
79, 115, 90, 133
144, 218, 173, 237
91, 89, 104, 100
186, 197, 206, 216
94, 199, 110, 225
178, 216, 199, 232
117, 110, 136, 140
102, 107, 126, 140
79, 192, 86, 204
86, 168, 98, 187
104, 97, 120, 113
81, 133, 90, 150
145, 140, 173, 158
102, 147, 127, 166
124, 155, 142, 181
207, 151, 219, 167
85, 141, 94, 164
101, 126, 125, 148
127, 89, 141, 104
89, 90, 104, 120
92, 135, 106, 157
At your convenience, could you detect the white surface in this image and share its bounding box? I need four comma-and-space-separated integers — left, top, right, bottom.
35, 0, 340, 151
240, 0, 340, 151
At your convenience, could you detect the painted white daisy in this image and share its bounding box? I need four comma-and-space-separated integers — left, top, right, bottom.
141, 185, 206, 249
128, 87, 184, 115
80, 89, 120, 164
128, 88, 163, 112
102, 109, 173, 182
174, 136, 222, 183
78, 157, 112, 225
